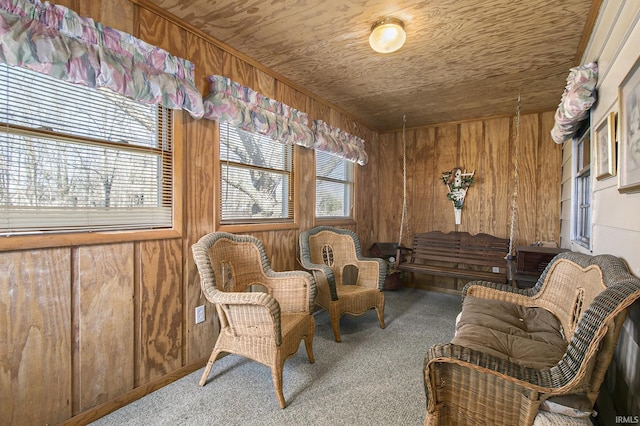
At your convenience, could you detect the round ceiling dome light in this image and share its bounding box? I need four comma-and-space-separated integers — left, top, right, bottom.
369, 17, 406, 53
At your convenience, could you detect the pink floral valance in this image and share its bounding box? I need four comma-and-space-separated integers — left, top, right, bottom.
312, 120, 368, 165
203, 75, 314, 147
551, 62, 598, 144
0, 0, 204, 118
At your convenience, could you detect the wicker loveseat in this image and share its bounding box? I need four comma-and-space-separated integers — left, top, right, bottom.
423, 252, 640, 425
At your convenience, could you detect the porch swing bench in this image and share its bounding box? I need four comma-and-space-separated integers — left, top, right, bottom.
394, 230, 510, 284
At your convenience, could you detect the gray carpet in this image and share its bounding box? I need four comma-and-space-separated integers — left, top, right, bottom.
91, 288, 461, 426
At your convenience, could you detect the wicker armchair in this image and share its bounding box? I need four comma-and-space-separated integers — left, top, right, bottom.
423, 252, 640, 425
299, 226, 386, 342
192, 232, 317, 409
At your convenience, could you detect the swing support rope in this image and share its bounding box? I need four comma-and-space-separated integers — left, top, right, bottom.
507, 94, 521, 258
398, 113, 408, 247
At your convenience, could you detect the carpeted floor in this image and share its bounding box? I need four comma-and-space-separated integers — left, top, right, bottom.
90, 288, 461, 426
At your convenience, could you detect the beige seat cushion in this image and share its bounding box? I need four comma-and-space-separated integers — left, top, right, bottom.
452, 296, 567, 369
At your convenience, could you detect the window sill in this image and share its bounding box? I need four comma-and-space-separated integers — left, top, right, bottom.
217, 221, 299, 234
314, 218, 356, 227
0, 228, 182, 251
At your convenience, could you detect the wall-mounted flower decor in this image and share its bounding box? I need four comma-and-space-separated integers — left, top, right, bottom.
441, 167, 475, 224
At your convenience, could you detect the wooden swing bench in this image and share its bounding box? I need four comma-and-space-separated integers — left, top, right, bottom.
395, 231, 510, 284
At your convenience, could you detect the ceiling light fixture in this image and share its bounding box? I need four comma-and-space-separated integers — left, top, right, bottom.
369, 17, 406, 53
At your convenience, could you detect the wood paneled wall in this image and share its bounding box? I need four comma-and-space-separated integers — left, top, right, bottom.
362, 112, 562, 292
0, 0, 561, 424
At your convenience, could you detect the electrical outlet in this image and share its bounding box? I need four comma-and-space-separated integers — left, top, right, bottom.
492, 266, 500, 273
195, 305, 205, 324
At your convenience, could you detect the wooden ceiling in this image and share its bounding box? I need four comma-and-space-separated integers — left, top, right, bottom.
148, 0, 600, 132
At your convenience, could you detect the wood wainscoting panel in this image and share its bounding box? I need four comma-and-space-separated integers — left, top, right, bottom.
375, 133, 404, 243
482, 117, 512, 239
222, 51, 254, 88
410, 127, 436, 244
136, 238, 183, 386
253, 67, 277, 99
73, 243, 134, 413
137, 6, 187, 65
432, 124, 459, 233
76, 0, 135, 36
0, 248, 72, 425
254, 229, 299, 273
183, 114, 218, 366
355, 130, 378, 252
535, 111, 563, 243
514, 114, 540, 247
186, 31, 225, 96
459, 121, 484, 236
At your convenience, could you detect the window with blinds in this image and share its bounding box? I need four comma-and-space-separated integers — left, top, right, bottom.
219, 122, 294, 223
0, 63, 174, 236
315, 150, 353, 218
573, 124, 591, 248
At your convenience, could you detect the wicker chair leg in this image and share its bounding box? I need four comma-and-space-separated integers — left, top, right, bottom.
272, 363, 287, 409
198, 348, 221, 386
303, 317, 316, 363
376, 295, 386, 329
329, 308, 342, 342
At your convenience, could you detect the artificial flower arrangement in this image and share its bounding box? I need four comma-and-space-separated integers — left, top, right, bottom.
441, 167, 475, 223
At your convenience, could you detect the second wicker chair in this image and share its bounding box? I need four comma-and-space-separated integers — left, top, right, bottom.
299, 226, 386, 342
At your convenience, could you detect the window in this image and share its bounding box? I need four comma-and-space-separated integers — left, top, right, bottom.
219, 122, 293, 224
0, 63, 174, 236
315, 151, 354, 218
573, 124, 591, 248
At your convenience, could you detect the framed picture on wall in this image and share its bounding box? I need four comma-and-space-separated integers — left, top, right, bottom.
618, 56, 640, 193
595, 111, 616, 180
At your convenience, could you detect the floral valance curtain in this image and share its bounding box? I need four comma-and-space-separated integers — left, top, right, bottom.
203, 74, 314, 147
551, 62, 598, 144
0, 0, 204, 118
312, 120, 368, 165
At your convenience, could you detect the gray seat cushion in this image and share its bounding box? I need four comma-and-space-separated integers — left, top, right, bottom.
452, 296, 567, 369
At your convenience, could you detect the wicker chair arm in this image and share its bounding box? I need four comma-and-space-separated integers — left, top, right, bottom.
425, 343, 553, 390
462, 280, 537, 304
264, 269, 317, 313
206, 289, 279, 314
298, 259, 338, 301
207, 290, 284, 346
352, 257, 386, 291
424, 344, 565, 425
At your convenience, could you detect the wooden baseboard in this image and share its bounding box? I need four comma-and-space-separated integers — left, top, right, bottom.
59, 359, 208, 425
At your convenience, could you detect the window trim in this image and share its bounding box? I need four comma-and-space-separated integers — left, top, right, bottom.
215, 121, 299, 233
572, 123, 591, 249
314, 150, 356, 223
0, 111, 184, 252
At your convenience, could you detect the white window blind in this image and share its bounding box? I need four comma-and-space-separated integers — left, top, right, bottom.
0, 63, 174, 235
219, 122, 293, 223
315, 151, 353, 218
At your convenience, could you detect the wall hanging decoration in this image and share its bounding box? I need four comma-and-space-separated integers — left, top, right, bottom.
441, 167, 474, 225
595, 111, 617, 180
617, 54, 640, 193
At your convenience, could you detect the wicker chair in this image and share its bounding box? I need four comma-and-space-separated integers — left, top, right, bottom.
299, 226, 386, 342
423, 252, 640, 425
191, 232, 317, 409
